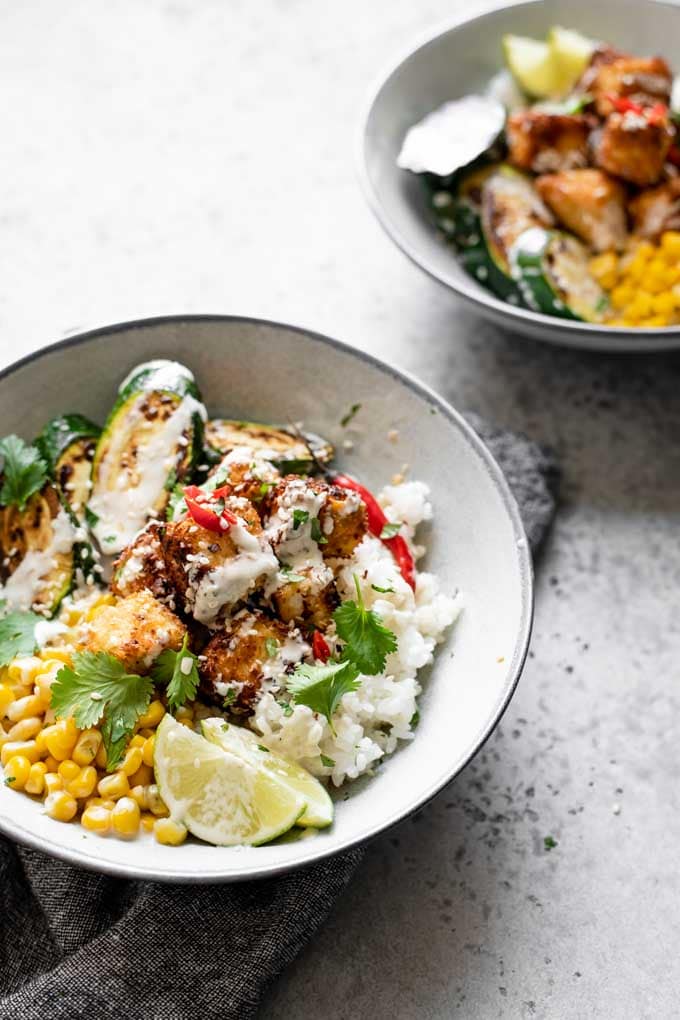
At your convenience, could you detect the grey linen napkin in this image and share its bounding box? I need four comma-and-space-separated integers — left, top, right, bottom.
0, 419, 559, 1020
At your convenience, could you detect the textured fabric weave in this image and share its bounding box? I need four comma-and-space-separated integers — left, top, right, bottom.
0, 420, 559, 1020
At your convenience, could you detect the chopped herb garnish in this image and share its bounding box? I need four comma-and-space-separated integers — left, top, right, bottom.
310, 517, 328, 545
340, 403, 362, 428
371, 583, 395, 594
164, 467, 178, 492
277, 699, 294, 717
150, 634, 200, 712
257, 744, 269, 753
221, 721, 230, 731
544, 835, 558, 851
0, 435, 48, 510
320, 754, 336, 768
222, 688, 237, 708
264, 637, 280, 659
85, 505, 100, 529
0, 610, 41, 668
333, 575, 398, 675
380, 522, 402, 540
4, 776, 16, 786
410, 709, 420, 728
281, 564, 305, 583
287, 660, 360, 734
292, 509, 309, 531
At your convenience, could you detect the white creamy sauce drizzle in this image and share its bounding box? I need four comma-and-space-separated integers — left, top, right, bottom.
261, 633, 309, 682
264, 480, 326, 581
34, 618, 69, 647
191, 523, 278, 627
397, 95, 505, 177
0, 510, 75, 614
89, 393, 207, 554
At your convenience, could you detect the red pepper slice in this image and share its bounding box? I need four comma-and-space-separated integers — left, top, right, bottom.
332, 473, 416, 591
312, 631, 331, 663
609, 94, 645, 116
211, 484, 232, 500
183, 487, 238, 533
646, 102, 668, 125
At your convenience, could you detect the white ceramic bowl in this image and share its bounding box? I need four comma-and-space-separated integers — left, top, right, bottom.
360, 0, 680, 352
0, 316, 532, 881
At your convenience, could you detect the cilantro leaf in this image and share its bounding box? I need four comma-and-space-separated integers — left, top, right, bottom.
292, 509, 309, 531
286, 660, 360, 733
320, 754, 336, 768
333, 575, 398, 675
0, 610, 41, 667
150, 634, 200, 712
380, 522, 402, 539
544, 835, 558, 851
50, 651, 153, 770
222, 688, 237, 708
371, 583, 395, 594
280, 564, 305, 583
265, 637, 280, 659
277, 699, 294, 717
310, 517, 328, 545
340, 403, 362, 427
0, 435, 48, 511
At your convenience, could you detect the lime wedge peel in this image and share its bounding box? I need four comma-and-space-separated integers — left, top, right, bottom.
503, 27, 596, 99
201, 717, 334, 829
154, 714, 306, 847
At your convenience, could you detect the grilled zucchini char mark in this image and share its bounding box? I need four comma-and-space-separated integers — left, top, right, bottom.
204, 420, 334, 474
0, 483, 77, 616
87, 360, 207, 555
510, 227, 606, 322
36, 413, 101, 519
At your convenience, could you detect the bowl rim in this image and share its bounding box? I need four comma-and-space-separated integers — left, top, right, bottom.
357, 0, 680, 352
0, 313, 534, 881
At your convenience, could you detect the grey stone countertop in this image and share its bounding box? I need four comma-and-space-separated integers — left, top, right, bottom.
2, 2, 679, 1016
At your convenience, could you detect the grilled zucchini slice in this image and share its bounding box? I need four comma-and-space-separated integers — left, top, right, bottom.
204, 420, 334, 474
88, 360, 207, 555
0, 483, 77, 616
481, 165, 553, 275
36, 414, 101, 519
510, 227, 606, 321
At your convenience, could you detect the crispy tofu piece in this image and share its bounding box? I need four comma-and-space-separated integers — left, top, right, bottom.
320, 484, 368, 560
83, 590, 186, 673
111, 522, 174, 604
594, 111, 672, 187
506, 112, 592, 174
207, 453, 280, 511
629, 178, 680, 238
576, 45, 625, 93
201, 610, 306, 713
535, 169, 628, 252
590, 56, 672, 117
264, 476, 368, 562
271, 564, 339, 631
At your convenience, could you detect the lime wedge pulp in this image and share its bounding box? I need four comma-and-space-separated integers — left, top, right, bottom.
548, 26, 596, 92
201, 717, 334, 829
153, 714, 306, 846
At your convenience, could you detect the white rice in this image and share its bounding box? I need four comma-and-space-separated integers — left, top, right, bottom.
251, 480, 461, 786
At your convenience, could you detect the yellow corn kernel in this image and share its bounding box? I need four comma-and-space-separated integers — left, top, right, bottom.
81, 803, 111, 835
7, 657, 42, 686
43, 754, 59, 773
25, 761, 48, 795
44, 790, 78, 822
129, 734, 146, 749
97, 771, 130, 801
130, 784, 149, 810
44, 718, 79, 761
34, 729, 48, 755
119, 746, 143, 777
38, 647, 73, 665
72, 729, 103, 767
146, 784, 169, 817
66, 765, 98, 799
175, 706, 193, 723
7, 716, 42, 742
0, 684, 15, 718
610, 284, 632, 310
142, 735, 155, 768
34, 670, 59, 709
3, 754, 32, 790
137, 727, 155, 739
95, 743, 108, 769
646, 314, 669, 328
634, 240, 655, 261
137, 700, 165, 729
111, 796, 141, 838
589, 252, 618, 290
6, 693, 43, 723
84, 593, 116, 621
57, 759, 81, 783
652, 292, 675, 317
129, 763, 154, 788
661, 231, 680, 258
1, 740, 40, 765
140, 812, 156, 833
85, 796, 115, 809
153, 817, 188, 846
44, 772, 64, 795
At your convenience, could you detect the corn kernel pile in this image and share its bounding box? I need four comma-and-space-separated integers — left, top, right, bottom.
589, 232, 680, 328
0, 595, 188, 847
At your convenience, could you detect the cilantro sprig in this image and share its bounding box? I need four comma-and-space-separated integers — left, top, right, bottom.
0, 609, 41, 667
334, 575, 398, 675
50, 652, 154, 770
150, 634, 200, 711
0, 435, 48, 510
286, 661, 360, 734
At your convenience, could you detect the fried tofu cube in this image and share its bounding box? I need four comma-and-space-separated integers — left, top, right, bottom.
320, 484, 368, 560
83, 590, 186, 673
201, 610, 306, 712
111, 522, 174, 604
506, 112, 592, 174
590, 56, 672, 117
264, 476, 368, 563
535, 169, 628, 252
271, 564, 339, 630
594, 111, 672, 187
629, 178, 680, 238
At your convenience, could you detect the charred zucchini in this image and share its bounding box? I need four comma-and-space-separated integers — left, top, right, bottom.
88, 360, 207, 555
36, 414, 101, 519
204, 420, 334, 474
0, 484, 77, 616
511, 227, 606, 322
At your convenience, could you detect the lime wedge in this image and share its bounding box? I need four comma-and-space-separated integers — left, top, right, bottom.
503, 34, 561, 98
154, 715, 305, 846
548, 27, 596, 92
201, 718, 334, 828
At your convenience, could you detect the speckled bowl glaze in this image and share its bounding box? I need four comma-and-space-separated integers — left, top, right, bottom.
0, 316, 532, 881
359, 0, 680, 352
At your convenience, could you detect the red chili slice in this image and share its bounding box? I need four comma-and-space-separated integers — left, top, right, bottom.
312, 631, 331, 663
183, 486, 238, 533
332, 473, 416, 591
